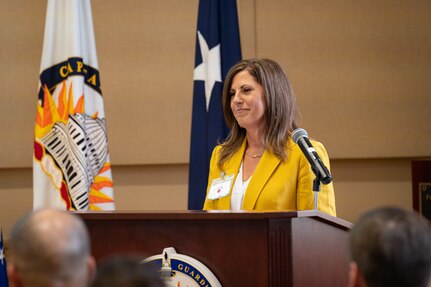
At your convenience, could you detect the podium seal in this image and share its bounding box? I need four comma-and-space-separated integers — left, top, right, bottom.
143, 247, 222, 287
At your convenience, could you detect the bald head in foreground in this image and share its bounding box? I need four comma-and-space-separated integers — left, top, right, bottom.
8, 208, 96, 287
348, 207, 431, 287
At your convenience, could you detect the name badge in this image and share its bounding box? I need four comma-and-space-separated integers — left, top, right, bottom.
207, 174, 234, 200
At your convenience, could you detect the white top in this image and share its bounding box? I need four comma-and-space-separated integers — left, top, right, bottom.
230, 161, 252, 211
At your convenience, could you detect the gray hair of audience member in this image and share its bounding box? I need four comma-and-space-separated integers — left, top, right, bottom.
91, 255, 166, 287
8, 208, 95, 287
349, 207, 431, 287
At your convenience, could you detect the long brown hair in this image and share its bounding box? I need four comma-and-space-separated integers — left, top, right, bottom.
218, 58, 299, 169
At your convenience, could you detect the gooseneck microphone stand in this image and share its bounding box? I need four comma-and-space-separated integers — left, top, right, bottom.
313, 178, 321, 210
310, 165, 332, 211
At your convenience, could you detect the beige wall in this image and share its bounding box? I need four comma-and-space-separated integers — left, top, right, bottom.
1, 0, 430, 237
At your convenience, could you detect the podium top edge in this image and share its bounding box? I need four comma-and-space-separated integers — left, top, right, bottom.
75, 210, 353, 230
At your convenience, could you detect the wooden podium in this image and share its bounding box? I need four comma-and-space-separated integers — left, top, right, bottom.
78, 211, 352, 287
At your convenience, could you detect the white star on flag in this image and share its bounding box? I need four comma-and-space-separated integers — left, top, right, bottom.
193, 30, 222, 111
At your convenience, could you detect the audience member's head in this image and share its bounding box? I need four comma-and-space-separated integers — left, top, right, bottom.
348, 206, 431, 287
8, 208, 96, 287
91, 255, 165, 287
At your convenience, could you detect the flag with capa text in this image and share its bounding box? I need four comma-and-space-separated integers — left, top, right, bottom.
0, 229, 8, 287
188, 0, 242, 209
33, 0, 115, 210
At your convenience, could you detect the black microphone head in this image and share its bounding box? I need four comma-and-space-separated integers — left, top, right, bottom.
292, 128, 308, 144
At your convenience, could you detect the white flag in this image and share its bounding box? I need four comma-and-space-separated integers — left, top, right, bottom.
33, 0, 115, 210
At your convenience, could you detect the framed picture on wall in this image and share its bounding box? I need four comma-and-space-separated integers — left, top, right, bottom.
412, 160, 431, 220
419, 183, 431, 220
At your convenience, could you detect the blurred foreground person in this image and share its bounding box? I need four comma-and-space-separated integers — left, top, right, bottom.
92, 255, 165, 287
348, 207, 431, 287
8, 208, 96, 287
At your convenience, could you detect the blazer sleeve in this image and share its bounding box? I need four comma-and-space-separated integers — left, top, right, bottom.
296, 140, 336, 216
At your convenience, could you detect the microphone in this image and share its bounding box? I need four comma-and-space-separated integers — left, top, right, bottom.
291, 128, 332, 184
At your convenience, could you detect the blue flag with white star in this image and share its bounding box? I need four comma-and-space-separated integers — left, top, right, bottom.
0, 230, 9, 287
188, 0, 242, 209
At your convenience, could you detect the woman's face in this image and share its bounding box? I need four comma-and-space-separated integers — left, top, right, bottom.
229, 70, 266, 132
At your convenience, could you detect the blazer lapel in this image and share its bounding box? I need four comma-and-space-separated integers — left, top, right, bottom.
242, 150, 281, 210
215, 140, 247, 209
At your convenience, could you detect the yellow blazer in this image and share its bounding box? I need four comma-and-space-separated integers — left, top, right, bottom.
203, 138, 336, 216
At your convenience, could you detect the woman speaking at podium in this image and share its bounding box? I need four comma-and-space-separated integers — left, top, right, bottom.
203, 58, 336, 216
